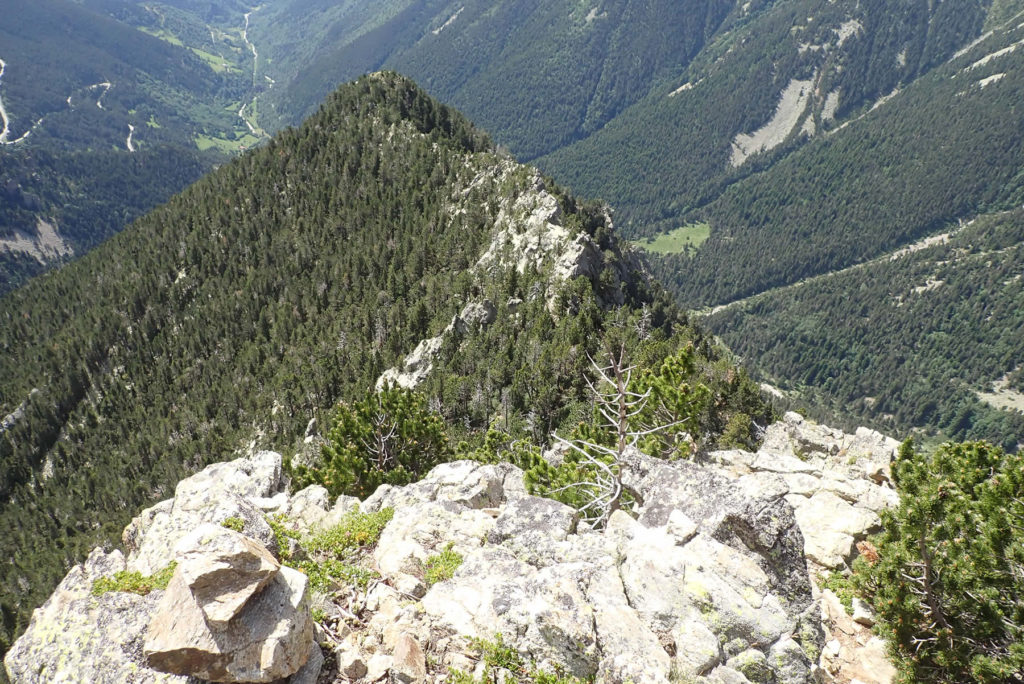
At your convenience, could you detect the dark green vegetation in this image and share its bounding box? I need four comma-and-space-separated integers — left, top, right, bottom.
294, 508, 394, 592
254, 0, 738, 162
856, 440, 1024, 682
656, 17, 1024, 307
90, 561, 177, 597
448, 633, 590, 684
0, 0, 261, 293
213, 0, 1024, 447
0, 74, 768, 659
543, 0, 995, 236
706, 209, 1024, 451
291, 386, 451, 499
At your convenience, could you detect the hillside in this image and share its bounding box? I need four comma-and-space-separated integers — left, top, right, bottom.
0, 73, 768, 662
0, 0, 262, 293
704, 209, 1024, 451
645, 6, 1024, 448
201, 0, 1024, 446
254, 0, 739, 162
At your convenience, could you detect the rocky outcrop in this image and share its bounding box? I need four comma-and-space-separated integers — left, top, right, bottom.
474, 171, 644, 311
3, 548, 183, 684
702, 412, 901, 684
5, 452, 320, 684
707, 412, 900, 572
6, 415, 902, 684
378, 167, 646, 391
338, 456, 823, 683
376, 300, 496, 390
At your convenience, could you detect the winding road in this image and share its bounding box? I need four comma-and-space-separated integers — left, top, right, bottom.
238, 8, 269, 139
0, 58, 11, 143
1, 61, 121, 147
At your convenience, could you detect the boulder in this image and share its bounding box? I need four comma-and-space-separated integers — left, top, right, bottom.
144, 564, 313, 682
391, 634, 427, 683
174, 524, 280, 628
124, 452, 283, 574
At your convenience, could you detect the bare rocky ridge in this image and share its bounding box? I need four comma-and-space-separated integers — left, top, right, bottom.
5, 416, 900, 684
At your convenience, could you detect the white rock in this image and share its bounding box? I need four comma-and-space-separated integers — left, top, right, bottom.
851, 598, 875, 627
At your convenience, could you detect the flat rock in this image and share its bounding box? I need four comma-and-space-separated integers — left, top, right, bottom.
144, 565, 313, 682
175, 523, 281, 628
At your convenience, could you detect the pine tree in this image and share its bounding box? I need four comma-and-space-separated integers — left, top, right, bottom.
856, 440, 1024, 683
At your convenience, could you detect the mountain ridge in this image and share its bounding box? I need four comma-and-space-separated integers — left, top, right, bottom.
0, 72, 768, 661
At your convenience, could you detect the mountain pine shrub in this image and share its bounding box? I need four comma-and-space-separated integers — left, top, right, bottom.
856, 440, 1024, 683
288, 386, 450, 498
524, 345, 711, 527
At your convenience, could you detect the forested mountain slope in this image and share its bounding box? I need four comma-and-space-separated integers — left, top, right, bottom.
0, 0, 261, 293
0, 73, 767, 662
541, 0, 995, 235
705, 209, 1024, 452
657, 7, 1024, 448
255, 0, 740, 162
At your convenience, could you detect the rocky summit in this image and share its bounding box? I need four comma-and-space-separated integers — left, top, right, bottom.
4, 416, 901, 684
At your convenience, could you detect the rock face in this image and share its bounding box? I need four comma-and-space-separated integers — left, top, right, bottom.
707, 412, 900, 573
4, 452, 318, 684
5, 415, 902, 684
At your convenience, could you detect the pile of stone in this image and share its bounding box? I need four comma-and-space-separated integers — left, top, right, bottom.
4, 452, 321, 684
144, 523, 317, 682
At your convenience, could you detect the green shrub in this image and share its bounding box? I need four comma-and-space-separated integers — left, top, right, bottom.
221, 516, 244, 532
289, 386, 451, 498
295, 559, 378, 591
446, 633, 590, 683
817, 570, 857, 614
304, 508, 394, 559
425, 543, 463, 586
856, 440, 1024, 683
91, 562, 178, 597
265, 513, 302, 561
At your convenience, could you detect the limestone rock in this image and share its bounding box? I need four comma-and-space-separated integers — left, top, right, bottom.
285, 485, 331, 529
455, 300, 497, 331
488, 495, 578, 544
125, 452, 283, 574
623, 450, 813, 608
174, 523, 280, 628
391, 634, 427, 683
144, 565, 313, 682
10, 410, 904, 684
336, 650, 368, 680
3, 549, 187, 684
708, 415, 898, 573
